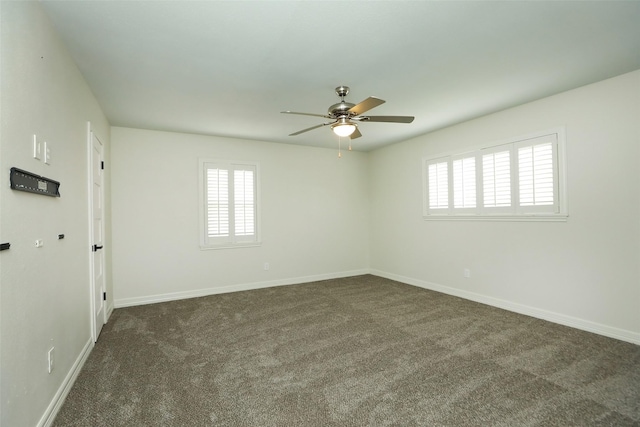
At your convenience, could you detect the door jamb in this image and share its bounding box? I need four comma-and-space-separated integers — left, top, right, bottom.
87, 121, 106, 342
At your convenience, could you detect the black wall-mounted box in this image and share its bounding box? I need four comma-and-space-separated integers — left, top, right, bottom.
10, 167, 60, 197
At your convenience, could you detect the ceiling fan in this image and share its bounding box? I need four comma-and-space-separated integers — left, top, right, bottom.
282, 86, 415, 140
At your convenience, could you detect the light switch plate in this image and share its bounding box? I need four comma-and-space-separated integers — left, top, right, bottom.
33, 135, 41, 160
43, 142, 51, 164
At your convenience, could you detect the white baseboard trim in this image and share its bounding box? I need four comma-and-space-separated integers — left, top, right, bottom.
38, 338, 94, 427
114, 269, 371, 308
371, 269, 640, 346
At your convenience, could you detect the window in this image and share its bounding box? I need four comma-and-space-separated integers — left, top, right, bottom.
200, 160, 259, 248
423, 128, 566, 220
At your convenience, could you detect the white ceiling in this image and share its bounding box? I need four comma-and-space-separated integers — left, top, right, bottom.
41, 1, 640, 151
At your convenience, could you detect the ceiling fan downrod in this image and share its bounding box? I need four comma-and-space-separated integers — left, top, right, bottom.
335, 85, 350, 100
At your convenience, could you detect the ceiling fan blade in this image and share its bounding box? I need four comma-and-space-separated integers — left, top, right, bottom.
281, 111, 331, 119
360, 115, 415, 123
289, 122, 331, 136
348, 96, 385, 116
350, 127, 362, 139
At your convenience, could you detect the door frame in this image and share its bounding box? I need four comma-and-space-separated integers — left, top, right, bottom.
88, 121, 106, 342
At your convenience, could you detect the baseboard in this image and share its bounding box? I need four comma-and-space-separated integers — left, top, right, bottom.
371, 269, 640, 346
114, 269, 371, 308
38, 338, 94, 427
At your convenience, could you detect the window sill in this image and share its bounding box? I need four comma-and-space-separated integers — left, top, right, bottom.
423, 214, 568, 222
200, 242, 262, 251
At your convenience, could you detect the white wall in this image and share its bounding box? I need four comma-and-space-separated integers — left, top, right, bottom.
0, 2, 111, 426
369, 70, 640, 343
111, 127, 370, 306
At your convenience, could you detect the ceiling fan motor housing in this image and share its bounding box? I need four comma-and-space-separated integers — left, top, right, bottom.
329, 102, 356, 118
330, 86, 355, 118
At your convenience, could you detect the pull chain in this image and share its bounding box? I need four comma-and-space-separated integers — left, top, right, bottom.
338, 136, 342, 158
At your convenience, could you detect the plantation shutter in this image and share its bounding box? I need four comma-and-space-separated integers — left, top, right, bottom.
482, 149, 511, 209
515, 134, 558, 213
206, 167, 229, 240
423, 128, 564, 220
233, 166, 256, 240
453, 156, 476, 209
427, 159, 449, 210
203, 161, 258, 246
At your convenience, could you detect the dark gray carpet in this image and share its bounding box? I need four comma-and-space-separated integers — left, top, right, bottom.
53, 275, 640, 426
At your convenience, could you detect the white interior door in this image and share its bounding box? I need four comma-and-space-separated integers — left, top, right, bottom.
90, 129, 105, 341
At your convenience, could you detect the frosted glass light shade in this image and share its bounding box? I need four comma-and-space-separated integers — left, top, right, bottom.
332, 121, 356, 137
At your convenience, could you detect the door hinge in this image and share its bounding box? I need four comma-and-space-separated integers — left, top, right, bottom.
101, 161, 104, 170
103, 292, 107, 301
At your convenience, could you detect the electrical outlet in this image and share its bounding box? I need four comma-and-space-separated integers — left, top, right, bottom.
263, 262, 270, 271
35, 239, 44, 248
47, 347, 55, 374
463, 268, 471, 278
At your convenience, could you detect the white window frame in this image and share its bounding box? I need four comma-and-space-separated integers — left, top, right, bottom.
423, 127, 568, 221
199, 159, 261, 249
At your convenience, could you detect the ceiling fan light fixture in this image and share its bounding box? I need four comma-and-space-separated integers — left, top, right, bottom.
332, 118, 356, 137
